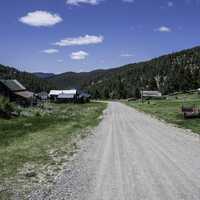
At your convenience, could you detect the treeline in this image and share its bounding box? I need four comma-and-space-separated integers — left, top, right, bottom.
1, 45, 200, 99
86, 46, 200, 99
0, 64, 55, 92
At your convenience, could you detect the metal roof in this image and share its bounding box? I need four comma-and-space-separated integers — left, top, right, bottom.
0, 79, 26, 91
141, 91, 162, 97
57, 93, 75, 99
14, 91, 34, 99
49, 89, 77, 96
79, 92, 91, 98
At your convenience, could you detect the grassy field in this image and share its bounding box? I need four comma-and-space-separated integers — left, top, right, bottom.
0, 102, 106, 197
126, 92, 200, 135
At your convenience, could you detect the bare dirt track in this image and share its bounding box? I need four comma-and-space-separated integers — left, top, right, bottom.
30, 102, 200, 200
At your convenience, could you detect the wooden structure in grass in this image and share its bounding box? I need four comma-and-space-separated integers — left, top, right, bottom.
0, 79, 34, 106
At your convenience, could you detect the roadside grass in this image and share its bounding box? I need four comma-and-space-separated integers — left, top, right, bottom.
125, 93, 200, 135
0, 102, 107, 182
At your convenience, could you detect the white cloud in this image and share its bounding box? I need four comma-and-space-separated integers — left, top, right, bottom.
19, 11, 63, 27
66, 0, 101, 6
42, 49, 59, 54
122, 0, 135, 3
155, 26, 172, 32
57, 59, 64, 63
54, 35, 104, 47
70, 51, 89, 60
120, 53, 134, 57
168, 1, 174, 7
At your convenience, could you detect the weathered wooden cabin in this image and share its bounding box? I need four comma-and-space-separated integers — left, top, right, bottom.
0, 79, 34, 106
49, 89, 90, 103
49, 89, 78, 103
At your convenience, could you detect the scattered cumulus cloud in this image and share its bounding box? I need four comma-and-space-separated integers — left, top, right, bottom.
155, 26, 172, 32
120, 53, 134, 57
42, 49, 59, 54
167, 1, 174, 7
70, 51, 89, 60
122, 0, 135, 3
66, 0, 101, 6
19, 11, 63, 27
57, 59, 64, 63
54, 35, 104, 47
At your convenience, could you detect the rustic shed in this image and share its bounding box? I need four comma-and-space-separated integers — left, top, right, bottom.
36, 91, 48, 101
49, 89, 78, 102
141, 90, 162, 98
0, 79, 34, 106
79, 92, 91, 103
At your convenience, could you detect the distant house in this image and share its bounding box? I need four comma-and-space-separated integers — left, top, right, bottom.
79, 92, 91, 103
49, 89, 90, 103
0, 79, 34, 106
141, 90, 162, 99
36, 91, 48, 101
49, 89, 77, 102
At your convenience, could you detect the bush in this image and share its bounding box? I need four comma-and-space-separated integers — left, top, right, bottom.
0, 96, 15, 118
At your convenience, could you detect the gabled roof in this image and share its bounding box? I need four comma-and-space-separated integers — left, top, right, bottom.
79, 92, 91, 98
14, 91, 34, 99
141, 90, 162, 97
0, 79, 26, 92
49, 89, 77, 96
57, 93, 74, 99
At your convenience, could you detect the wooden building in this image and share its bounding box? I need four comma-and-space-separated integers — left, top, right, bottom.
49, 89, 90, 103
0, 79, 34, 106
141, 90, 162, 99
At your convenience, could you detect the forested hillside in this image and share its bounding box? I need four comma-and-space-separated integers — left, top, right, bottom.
48, 46, 200, 99
0, 64, 55, 92
1, 46, 200, 98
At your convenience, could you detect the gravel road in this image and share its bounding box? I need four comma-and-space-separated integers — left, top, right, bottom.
30, 102, 200, 200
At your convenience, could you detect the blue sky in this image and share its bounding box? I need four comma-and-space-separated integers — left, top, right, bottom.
0, 0, 200, 73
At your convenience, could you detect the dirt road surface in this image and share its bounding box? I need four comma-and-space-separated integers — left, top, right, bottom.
30, 102, 200, 200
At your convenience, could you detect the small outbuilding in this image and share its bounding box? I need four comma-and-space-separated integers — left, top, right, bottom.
57, 93, 76, 103
49, 89, 90, 103
141, 90, 162, 99
78, 92, 91, 103
49, 89, 78, 103
36, 91, 48, 101
0, 79, 34, 106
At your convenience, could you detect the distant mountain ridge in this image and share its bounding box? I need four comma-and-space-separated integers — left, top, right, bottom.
33, 72, 55, 79
0, 64, 55, 92
1, 45, 200, 98
46, 45, 200, 98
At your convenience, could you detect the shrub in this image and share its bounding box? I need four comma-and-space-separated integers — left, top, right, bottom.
0, 96, 15, 118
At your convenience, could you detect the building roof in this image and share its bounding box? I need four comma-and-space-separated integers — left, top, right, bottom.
57, 93, 75, 99
141, 90, 162, 97
14, 91, 34, 99
0, 79, 26, 92
37, 91, 48, 96
49, 89, 77, 96
79, 92, 91, 98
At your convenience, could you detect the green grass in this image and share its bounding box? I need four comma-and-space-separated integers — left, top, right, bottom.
0, 102, 107, 181
126, 93, 200, 135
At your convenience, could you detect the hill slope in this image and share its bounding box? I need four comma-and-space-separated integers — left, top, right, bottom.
1, 45, 200, 98
0, 64, 55, 92
33, 72, 55, 79
47, 46, 200, 99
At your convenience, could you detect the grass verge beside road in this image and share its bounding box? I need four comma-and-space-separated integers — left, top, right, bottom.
125, 93, 200, 135
0, 102, 106, 198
